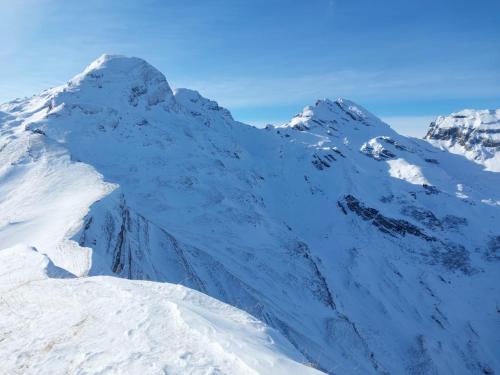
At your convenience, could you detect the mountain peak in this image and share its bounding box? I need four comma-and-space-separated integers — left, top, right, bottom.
81, 54, 136, 71
425, 109, 500, 136
174, 88, 234, 121
65, 54, 174, 108
74, 54, 165, 83
282, 97, 390, 133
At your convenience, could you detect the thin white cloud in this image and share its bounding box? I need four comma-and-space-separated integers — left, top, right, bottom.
171, 68, 500, 109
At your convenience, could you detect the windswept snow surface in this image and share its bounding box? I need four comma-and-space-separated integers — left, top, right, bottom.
0, 245, 320, 375
1, 55, 499, 374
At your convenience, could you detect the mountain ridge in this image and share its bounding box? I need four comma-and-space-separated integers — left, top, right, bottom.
1, 54, 499, 374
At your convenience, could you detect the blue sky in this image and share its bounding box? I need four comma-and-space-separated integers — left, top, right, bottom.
1, 0, 499, 136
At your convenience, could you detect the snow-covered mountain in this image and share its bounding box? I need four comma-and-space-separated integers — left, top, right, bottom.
1, 55, 499, 374
425, 109, 500, 172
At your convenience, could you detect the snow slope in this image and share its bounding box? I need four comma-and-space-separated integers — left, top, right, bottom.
0, 245, 320, 375
1, 55, 499, 374
425, 109, 500, 172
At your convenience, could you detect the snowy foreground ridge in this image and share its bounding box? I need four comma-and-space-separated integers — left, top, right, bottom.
0, 245, 319, 374
1, 54, 499, 374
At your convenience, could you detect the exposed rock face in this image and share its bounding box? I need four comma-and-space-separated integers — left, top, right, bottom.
425, 109, 500, 171
339, 195, 435, 241
1, 55, 500, 374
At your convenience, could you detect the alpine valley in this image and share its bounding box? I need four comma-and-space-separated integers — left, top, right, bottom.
1, 55, 499, 374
